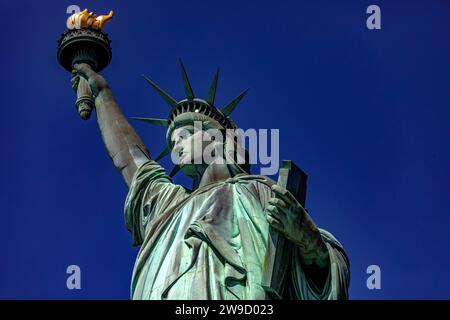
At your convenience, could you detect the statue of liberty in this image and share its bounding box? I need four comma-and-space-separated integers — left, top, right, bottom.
70, 58, 350, 300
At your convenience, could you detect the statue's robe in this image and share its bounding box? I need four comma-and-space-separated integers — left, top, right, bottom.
124, 160, 350, 300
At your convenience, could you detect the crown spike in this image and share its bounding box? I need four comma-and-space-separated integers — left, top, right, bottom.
179, 58, 195, 100
169, 164, 182, 178
130, 117, 169, 127
154, 146, 171, 162
206, 68, 219, 105
221, 89, 249, 116
143, 75, 178, 109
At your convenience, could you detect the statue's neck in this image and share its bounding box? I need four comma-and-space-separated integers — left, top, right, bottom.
194, 163, 234, 189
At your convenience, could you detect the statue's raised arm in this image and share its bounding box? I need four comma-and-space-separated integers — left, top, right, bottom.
71, 63, 151, 187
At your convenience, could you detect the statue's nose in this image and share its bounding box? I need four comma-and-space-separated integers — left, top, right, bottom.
172, 143, 183, 158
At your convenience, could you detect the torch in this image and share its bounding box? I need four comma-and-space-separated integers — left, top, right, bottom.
57, 9, 114, 120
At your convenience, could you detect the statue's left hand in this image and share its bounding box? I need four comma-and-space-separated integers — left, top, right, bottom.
266, 184, 307, 244
266, 185, 329, 266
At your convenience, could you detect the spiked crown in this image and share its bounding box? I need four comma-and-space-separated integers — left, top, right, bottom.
132, 59, 248, 177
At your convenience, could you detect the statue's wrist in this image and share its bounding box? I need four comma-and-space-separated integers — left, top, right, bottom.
94, 86, 112, 101
299, 240, 329, 268
291, 214, 329, 267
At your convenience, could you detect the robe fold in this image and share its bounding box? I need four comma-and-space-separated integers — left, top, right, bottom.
124, 160, 350, 300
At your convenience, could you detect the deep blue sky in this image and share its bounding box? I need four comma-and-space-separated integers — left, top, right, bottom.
0, 0, 449, 299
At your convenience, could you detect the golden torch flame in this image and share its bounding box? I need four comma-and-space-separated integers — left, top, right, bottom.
67, 9, 114, 31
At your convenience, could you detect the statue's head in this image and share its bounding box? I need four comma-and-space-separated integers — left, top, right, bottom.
132, 60, 250, 179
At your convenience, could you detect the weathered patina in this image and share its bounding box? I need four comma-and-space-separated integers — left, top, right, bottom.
60, 10, 350, 300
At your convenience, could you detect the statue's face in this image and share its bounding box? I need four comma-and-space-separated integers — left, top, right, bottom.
170, 123, 251, 177
171, 125, 214, 172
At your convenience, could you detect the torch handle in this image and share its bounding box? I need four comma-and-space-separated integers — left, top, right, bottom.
75, 76, 94, 120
